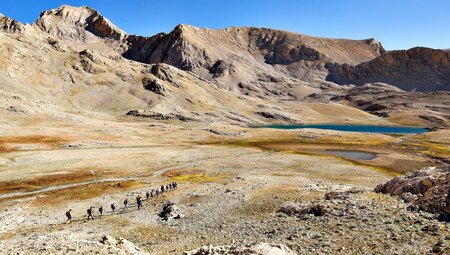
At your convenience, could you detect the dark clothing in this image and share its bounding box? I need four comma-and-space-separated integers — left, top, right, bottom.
87, 208, 94, 220
111, 204, 116, 213
124, 199, 128, 208
65, 210, 72, 223
99, 207, 103, 217
137, 196, 142, 210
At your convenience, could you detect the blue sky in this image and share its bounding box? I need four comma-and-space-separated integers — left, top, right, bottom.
1, 0, 449, 50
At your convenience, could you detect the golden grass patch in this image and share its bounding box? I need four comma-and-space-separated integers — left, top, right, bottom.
161, 168, 206, 178
170, 173, 225, 183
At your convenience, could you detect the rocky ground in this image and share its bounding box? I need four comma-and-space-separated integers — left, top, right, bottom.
0, 114, 449, 254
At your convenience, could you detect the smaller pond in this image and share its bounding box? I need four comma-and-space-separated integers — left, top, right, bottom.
258, 124, 428, 134
324, 150, 377, 160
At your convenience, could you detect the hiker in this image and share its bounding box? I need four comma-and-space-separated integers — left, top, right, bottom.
87, 207, 94, 220
137, 195, 143, 210
111, 203, 116, 214
150, 190, 155, 197
124, 198, 128, 209
99, 206, 103, 218
146, 191, 150, 200
64, 209, 73, 223
161, 185, 165, 192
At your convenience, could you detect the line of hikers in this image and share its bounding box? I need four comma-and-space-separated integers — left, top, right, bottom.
64, 182, 178, 223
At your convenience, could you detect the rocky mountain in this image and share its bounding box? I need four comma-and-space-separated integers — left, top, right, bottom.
0, 5, 449, 127
32, 6, 450, 95
326, 47, 450, 91
28, 5, 387, 97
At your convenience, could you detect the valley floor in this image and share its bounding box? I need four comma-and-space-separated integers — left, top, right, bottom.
0, 113, 449, 254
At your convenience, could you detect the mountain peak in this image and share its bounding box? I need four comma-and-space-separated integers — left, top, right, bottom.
36, 5, 126, 41
0, 12, 24, 33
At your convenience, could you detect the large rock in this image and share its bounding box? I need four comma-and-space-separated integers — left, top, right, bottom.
158, 202, 182, 221
375, 166, 450, 221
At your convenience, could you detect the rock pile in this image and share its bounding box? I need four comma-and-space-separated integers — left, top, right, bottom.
183, 243, 296, 255
375, 166, 450, 221
100, 235, 148, 254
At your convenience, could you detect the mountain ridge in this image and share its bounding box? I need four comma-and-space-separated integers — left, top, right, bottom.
0, 5, 449, 98
17, 5, 447, 92
0, 5, 389, 96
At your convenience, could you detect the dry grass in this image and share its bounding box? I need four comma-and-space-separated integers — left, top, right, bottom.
161, 168, 206, 178
0, 168, 114, 194
0, 135, 71, 152
171, 173, 226, 183
233, 185, 323, 218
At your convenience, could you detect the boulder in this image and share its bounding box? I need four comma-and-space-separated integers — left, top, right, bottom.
159, 202, 181, 221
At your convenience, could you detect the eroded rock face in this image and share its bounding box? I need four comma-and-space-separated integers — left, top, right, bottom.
375, 166, 450, 221
122, 25, 384, 86
326, 47, 450, 91
184, 243, 296, 255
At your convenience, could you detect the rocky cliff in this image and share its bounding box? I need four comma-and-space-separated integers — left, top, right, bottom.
326, 47, 450, 91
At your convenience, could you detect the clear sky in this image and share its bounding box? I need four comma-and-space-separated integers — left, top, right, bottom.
1, 0, 449, 50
